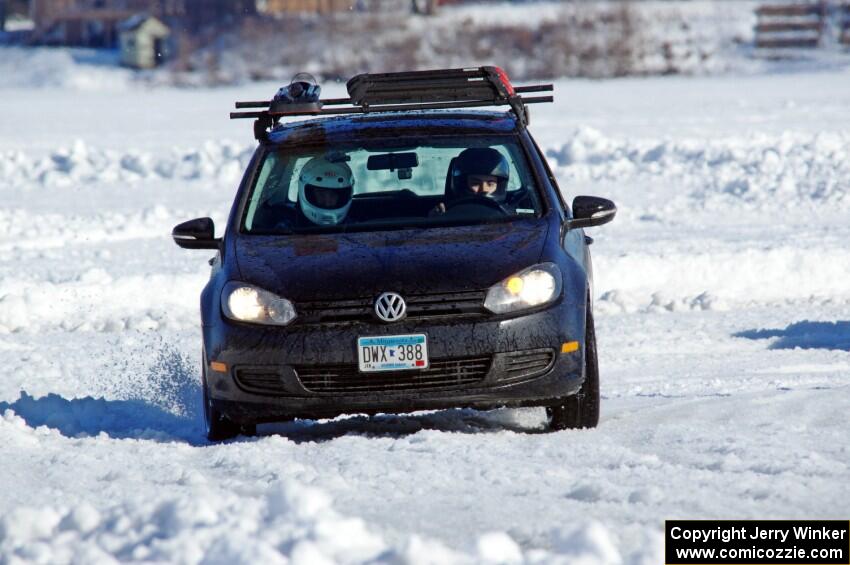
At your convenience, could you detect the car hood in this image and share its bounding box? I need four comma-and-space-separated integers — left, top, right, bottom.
233, 219, 550, 301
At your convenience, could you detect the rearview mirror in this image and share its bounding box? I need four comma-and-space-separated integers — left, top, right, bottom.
566, 196, 616, 230
172, 217, 220, 250
367, 152, 419, 171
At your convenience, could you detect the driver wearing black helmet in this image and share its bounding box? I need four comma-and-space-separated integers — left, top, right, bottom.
431, 147, 511, 215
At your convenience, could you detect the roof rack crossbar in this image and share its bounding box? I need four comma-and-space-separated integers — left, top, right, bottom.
230, 96, 553, 121
515, 84, 553, 94
234, 86, 552, 110
235, 97, 351, 109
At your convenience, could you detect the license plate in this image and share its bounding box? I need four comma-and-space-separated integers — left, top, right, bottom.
357, 334, 428, 372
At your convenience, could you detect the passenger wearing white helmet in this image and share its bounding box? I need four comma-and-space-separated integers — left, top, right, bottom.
297, 156, 355, 226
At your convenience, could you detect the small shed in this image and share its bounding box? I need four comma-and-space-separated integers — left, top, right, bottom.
118, 14, 170, 69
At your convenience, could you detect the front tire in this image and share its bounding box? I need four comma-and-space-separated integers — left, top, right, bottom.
202, 356, 255, 441
546, 306, 600, 430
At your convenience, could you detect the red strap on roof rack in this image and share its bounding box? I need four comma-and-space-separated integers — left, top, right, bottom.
489, 66, 516, 97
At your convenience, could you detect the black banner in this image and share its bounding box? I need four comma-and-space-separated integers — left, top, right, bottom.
666, 520, 849, 565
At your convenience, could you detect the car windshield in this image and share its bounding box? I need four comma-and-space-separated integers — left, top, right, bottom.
242, 135, 543, 234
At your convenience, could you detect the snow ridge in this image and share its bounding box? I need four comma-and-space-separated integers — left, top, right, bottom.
0, 461, 627, 564
548, 127, 850, 208
5, 129, 848, 209
0, 140, 253, 190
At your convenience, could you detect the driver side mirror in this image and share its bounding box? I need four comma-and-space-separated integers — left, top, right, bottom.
172, 217, 220, 250
565, 196, 617, 230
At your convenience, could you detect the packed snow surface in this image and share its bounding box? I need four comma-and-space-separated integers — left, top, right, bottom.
1, 67, 849, 563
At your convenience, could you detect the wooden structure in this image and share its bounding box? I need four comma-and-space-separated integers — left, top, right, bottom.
30, 0, 254, 45
118, 14, 170, 68
257, 0, 435, 15
257, 0, 356, 14
37, 9, 137, 46
754, 2, 826, 49
31, 1, 158, 46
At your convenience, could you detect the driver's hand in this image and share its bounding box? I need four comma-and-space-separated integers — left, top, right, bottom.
429, 202, 446, 216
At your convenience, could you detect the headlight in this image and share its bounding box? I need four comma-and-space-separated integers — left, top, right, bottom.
221, 282, 297, 326
484, 263, 563, 314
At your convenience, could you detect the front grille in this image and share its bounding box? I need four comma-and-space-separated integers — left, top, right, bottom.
405, 291, 488, 318
234, 367, 286, 394
296, 297, 371, 324
295, 290, 487, 325
295, 355, 491, 394
502, 348, 556, 381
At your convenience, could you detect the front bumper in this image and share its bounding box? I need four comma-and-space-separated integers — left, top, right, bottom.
203, 300, 585, 423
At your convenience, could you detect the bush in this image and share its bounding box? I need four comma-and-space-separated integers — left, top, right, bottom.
162, 1, 750, 85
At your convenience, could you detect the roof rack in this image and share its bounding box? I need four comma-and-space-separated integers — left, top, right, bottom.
231, 66, 553, 141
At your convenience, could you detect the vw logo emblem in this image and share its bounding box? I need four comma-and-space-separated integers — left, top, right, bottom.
374, 292, 406, 323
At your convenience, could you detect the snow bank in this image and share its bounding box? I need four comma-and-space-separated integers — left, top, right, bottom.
0, 466, 629, 564
0, 139, 253, 190
594, 244, 850, 314
0, 47, 133, 91
5, 127, 848, 207
0, 141, 252, 336
0, 479, 388, 564
0, 205, 193, 252
548, 127, 850, 210
0, 267, 205, 334
546, 127, 850, 312
8, 126, 846, 208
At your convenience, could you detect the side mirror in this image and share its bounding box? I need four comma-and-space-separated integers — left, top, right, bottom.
172, 217, 220, 250
565, 196, 617, 230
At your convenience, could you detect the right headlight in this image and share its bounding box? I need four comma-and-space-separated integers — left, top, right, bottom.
221, 281, 297, 326
484, 263, 563, 314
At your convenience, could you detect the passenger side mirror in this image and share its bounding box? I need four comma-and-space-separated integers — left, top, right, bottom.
172, 217, 220, 250
566, 196, 617, 230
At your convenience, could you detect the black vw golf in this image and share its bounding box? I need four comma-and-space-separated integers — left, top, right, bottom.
173, 68, 616, 439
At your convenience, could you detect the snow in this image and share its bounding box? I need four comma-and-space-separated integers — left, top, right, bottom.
0, 47, 133, 91
1, 63, 849, 563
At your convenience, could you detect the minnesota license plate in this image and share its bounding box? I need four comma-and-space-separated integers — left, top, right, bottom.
357, 334, 428, 372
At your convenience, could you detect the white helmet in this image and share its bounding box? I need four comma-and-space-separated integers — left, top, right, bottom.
297, 156, 355, 226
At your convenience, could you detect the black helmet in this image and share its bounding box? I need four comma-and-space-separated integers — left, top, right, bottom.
450, 148, 510, 202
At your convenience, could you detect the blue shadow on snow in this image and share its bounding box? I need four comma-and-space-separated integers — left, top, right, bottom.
260, 407, 549, 443
0, 392, 204, 445
0, 392, 547, 445
734, 320, 850, 351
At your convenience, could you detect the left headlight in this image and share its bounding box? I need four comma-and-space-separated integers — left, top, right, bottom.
221, 281, 297, 326
484, 263, 563, 315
